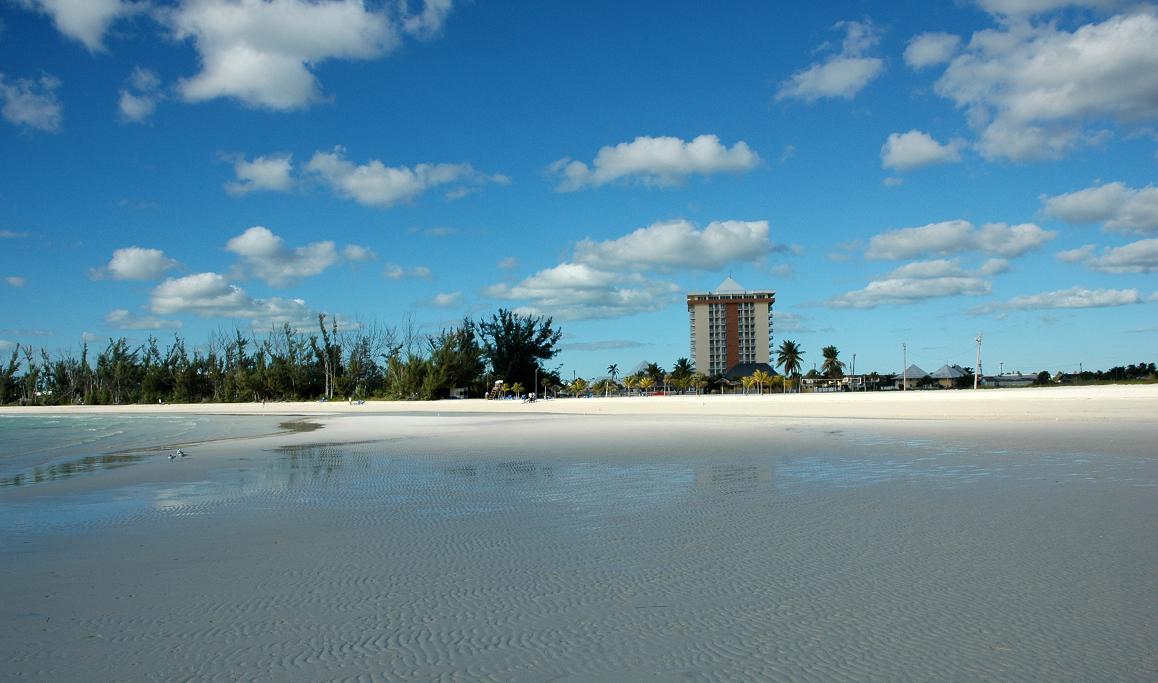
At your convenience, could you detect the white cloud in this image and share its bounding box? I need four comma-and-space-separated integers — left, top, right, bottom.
1041, 182, 1158, 233
484, 262, 681, 321
118, 67, 163, 123
5, 276, 25, 287
0, 340, 15, 352
549, 134, 759, 191
225, 226, 337, 287
383, 263, 432, 280
904, 32, 961, 69
427, 291, 462, 308
401, 0, 454, 39
777, 20, 885, 102
150, 272, 312, 324
96, 247, 178, 281
1004, 286, 1141, 309
881, 130, 965, 171
773, 310, 810, 333
105, 309, 183, 331
1057, 238, 1158, 273
0, 230, 30, 238
826, 259, 992, 309
866, 220, 1055, 260
306, 147, 502, 208
0, 73, 62, 132
497, 256, 519, 270
975, 0, 1125, 16
224, 153, 295, 195
169, 0, 402, 110
574, 219, 773, 271
934, 10, 1158, 161
342, 244, 375, 262
25, 0, 137, 51
980, 257, 1012, 275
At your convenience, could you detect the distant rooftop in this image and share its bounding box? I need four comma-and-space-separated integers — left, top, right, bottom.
687, 277, 775, 298
715, 276, 746, 293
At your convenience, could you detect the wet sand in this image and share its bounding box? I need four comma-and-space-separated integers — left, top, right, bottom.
2, 386, 1157, 680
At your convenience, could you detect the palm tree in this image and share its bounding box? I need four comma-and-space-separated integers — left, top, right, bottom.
741, 375, 756, 395
569, 377, 589, 397
622, 374, 639, 396
671, 357, 694, 380
692, 373, 709, 395
607, 363, 619, 382
821, 345, 845, 379
638, 376, 656, 393
777, 339, 804, 392
751, 368, 773, 394
510, 381, 524, 399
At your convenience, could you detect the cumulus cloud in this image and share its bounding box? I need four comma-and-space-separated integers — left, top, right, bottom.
225, 226, 338, 287
383, 263, 432, 280
167, 0, 403, 110
549, 134, 759, 191
904, 32, 961, 69
485, 217, 777, 320
484, 263, 681, 321
150, 271, 312, 324
0, 73, 62, 132
105, 308, 183, 331
94, 246, 178, 281
1041, 182, 1158, 233
1057, 238, 1158, 273
865, 220, 1055, 260
306, 147, 504, 208
24, 0, 137, 51
167, 0, 457, 110
1004, 286, 1142, 309
933, 10, 1158, 161
401, 0, 453, 39
980, 257, 1012, 275
881, 130, 965, 171
826, 259, 992, 309
426, 291, 462, 308
118, 67, 163, 123
975, 0, 1125, 16
224, 153, 296, 195
342, 244, 375, 262
5, 276, 25, 287
574, 220, 773, 271
777, 20, 885, 102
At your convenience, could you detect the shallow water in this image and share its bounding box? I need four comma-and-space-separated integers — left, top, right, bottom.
2, 419, 1156, 681
0, 413, 312, 486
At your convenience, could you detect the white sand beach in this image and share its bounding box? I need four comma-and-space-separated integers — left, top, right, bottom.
5, 382, 1156, 421
2, 384, 1156, 680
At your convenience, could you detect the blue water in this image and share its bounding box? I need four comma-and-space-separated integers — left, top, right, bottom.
0, 413, 303, 485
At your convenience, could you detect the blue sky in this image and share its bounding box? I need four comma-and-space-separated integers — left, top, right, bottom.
1, 0, 1156, 379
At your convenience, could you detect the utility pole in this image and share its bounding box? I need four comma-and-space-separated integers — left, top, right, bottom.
903, 343, 907, 392
974, 333, 982, 390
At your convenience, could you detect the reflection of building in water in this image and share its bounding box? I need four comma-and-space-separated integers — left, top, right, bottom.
695, 462, 774, 492
688, 278, 775, 377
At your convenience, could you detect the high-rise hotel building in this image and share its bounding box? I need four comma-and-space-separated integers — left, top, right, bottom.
688, 278, 775, 377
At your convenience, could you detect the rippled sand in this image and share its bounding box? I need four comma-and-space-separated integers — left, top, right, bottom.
2, 398, 1157, 681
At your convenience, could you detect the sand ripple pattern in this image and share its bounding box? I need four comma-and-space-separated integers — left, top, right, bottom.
2, 417, 1157, 681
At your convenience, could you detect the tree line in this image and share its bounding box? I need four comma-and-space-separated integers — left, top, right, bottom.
0, 309, 563, 406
